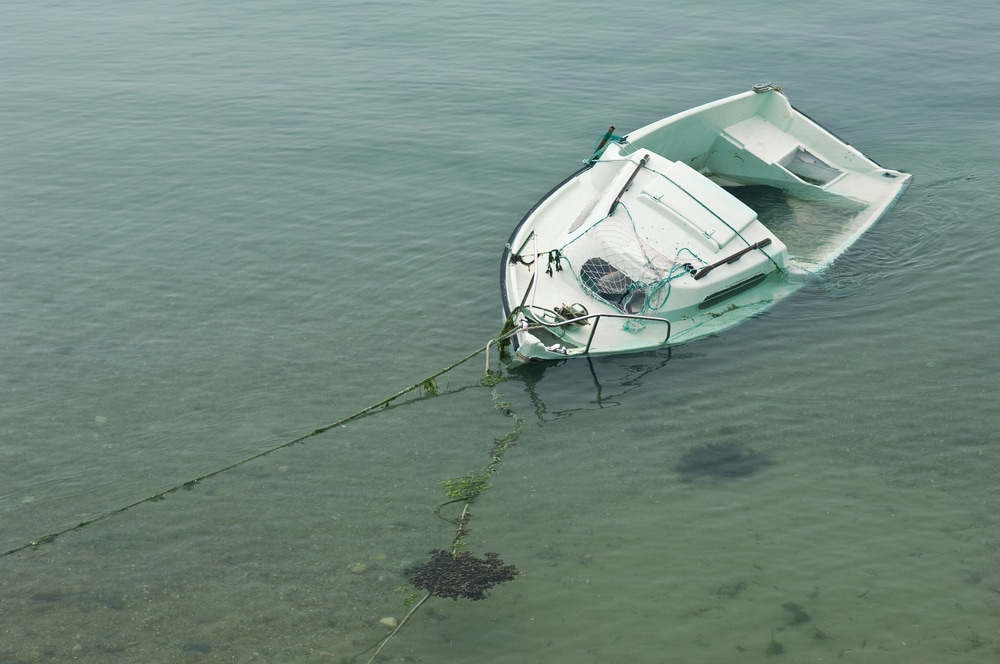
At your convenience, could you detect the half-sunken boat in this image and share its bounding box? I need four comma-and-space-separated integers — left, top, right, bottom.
500, 84, 911, 363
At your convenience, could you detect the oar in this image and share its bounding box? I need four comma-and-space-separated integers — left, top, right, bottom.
694, 238, 773, 280
608, 154, 649, 216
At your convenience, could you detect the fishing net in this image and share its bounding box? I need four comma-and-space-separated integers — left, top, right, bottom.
561, 204, 696, 315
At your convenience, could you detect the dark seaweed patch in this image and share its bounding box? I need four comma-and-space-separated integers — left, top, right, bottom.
782, 601, 811, 625
405, 549, 519, 601
676, 442, 773, 481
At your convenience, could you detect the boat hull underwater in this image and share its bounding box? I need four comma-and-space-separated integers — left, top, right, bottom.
499, 85, 912, 364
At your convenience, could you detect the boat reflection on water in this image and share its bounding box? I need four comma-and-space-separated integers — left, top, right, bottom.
508, 347, 680, 423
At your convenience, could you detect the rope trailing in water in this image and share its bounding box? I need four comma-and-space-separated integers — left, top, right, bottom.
2, 333, 525, 560
362, 369, 525, 664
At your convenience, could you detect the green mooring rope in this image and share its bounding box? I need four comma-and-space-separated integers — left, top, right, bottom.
2, 337, 516, 559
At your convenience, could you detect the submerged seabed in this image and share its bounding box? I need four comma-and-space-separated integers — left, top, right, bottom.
4, 346, 998, 662
3, 0, 1000, 662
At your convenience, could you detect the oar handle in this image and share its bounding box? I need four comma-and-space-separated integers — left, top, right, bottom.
694, 237, 773, 280
608, 154, 649, 216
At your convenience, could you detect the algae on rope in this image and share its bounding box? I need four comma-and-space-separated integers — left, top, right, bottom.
441, 469, 491, 502
3, 342, 498, 560
421, 377, 440, 397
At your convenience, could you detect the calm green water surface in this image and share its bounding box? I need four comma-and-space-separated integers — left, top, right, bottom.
2, 1, 999, 661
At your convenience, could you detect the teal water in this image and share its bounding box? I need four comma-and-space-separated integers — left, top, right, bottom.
2, 1, 999, 661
